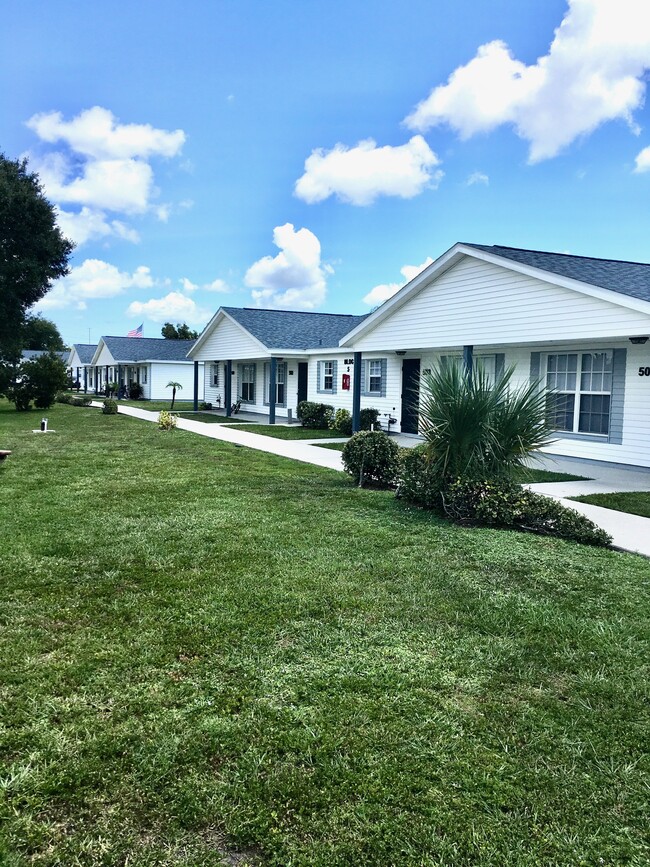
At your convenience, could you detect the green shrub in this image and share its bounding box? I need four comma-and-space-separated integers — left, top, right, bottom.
6, 381, 32, 411
102, 399, 118, 415
128, 382, 144, 400
396, 444, 442, 509
342, 431, 400, 488
360, 407, 380, 431
71, 396, 92, 407
330, 407, 352, 436
444, 477, 611, 547
158, 410, 177, 431
297, 401, 334, 429
55, 392, 72, 404
199, 401, 213, 410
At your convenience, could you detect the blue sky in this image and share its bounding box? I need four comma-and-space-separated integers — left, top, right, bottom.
3, 0, 650, 345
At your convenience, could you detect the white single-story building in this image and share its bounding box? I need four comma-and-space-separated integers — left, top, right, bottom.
187, 307, 377, 422
66, 344, 97, 391
89, 337, 204, 401
189, 244, 650, 468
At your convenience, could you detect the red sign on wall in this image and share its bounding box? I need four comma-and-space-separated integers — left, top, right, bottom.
342, 373, 351, 391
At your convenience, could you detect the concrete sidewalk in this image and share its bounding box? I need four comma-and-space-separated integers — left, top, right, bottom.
94, 402, 650, 556
107, 403, 345, 472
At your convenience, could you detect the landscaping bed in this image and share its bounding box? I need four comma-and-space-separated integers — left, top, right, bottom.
0, 400, 648, 865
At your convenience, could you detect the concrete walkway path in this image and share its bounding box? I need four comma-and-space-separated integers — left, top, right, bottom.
100, 403, 345, 472
93, 403, 650, 556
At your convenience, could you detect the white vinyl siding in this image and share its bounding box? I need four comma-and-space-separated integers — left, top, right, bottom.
351, 257, 650, 351
195, 315, 263, 360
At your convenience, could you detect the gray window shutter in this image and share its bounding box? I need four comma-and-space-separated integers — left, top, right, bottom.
316, 361, 323, 394
609, 348, 626, 444
331, 360, 338, 395
380, 358, 387, 398
280, 362, 287, 407
263, 362, 269, 405
495, 353, 505, 380
361, 359, 368, 396
529, 352, 541, 382
237, 363, 243, 397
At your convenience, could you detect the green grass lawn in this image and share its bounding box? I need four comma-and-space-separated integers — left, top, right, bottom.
514, 467, 590, 483
570, 491, 650, 519
1, 401, 648, 865
234, 424, 345, 439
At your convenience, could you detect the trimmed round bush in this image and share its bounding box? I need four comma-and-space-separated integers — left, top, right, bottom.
129, 382, 144, 400
359, 407, 380, 431
342, 431, 400, 488
298, 401, 334, 429
102, 399, 118, 415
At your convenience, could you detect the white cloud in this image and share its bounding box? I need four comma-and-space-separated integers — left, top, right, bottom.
26, 106, 185, 160
634, 146, 650, 172
245, 223, 331, 309
467, 171, 489, 186
180, 277, 198, 293
363, 257, 434, 307
295, 136, 443, 205
127, 292, 210, 325
54, 206, 141, 246
404, 0, 650, 162
36, 260, 153, 311
25, 106, 186, 245
204, 278, 230, 293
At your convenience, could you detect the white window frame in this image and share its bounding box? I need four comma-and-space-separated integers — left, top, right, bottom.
545, 351, 613, 437
322, 361, 334, 392
241, 363, 256, 403
367, 360, 382, 395
141, 365, 148, 385
212, 363, 219, 387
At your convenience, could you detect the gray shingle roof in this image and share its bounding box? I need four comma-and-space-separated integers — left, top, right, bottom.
71, 344, 97, 364
101, 337, 196, 362
465, 244, 650, 304
222, 307, 368, 350
21, 349, 68, 363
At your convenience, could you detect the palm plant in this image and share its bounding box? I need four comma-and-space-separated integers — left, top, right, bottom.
166, 380, 183, 410
417, 361, 552, 483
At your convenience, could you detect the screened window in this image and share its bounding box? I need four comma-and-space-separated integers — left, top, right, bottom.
546, 352, 612, 435
241, 364, 256, 403
368, 360, 382, 394
265, 362, 286, 405
212, 363, 219, 387
322, 361, 334, 392
141, 366, 148, 385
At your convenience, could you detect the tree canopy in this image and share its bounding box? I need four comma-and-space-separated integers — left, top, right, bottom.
0, 155, 73, 361
161, 322, 199, 340
21, 314, 67, 352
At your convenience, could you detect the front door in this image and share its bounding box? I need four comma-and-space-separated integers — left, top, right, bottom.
401, 359, 421, 434
297, 362, 308, 405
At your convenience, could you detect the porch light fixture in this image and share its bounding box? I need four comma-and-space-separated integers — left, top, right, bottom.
395, 350, 406, 356
629, 336, 649, 344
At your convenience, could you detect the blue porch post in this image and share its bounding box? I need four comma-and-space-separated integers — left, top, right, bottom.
269, 356, 277, 424
352, 351, 362, 433
193, 361, 199, 411
463, 345, 474, 384
225, 360, 232, 416
83, 367, 87, 393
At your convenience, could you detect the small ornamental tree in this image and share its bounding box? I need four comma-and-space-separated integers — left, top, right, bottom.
166, 381, 183, 409
6, 352, 68, 411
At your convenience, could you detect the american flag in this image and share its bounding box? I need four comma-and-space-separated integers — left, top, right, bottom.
127, 323, 143, 338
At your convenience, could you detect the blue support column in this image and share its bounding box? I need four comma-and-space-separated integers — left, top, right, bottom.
269, 356, 277, 424
193, 361, 199, 411
83, 368, 87, 393
352, 351, 362, 433
225, 360, 232, 416
463, 345, 474, 384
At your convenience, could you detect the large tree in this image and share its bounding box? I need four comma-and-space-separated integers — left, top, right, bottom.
0, 155, 73, 362
21, 314, 67, 352
161, 322, 199, 340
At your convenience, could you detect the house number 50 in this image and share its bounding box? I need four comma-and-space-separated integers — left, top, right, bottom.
638, 366, 650, 376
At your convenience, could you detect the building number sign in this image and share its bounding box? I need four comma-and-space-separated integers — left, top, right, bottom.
638, 367, 650, 376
